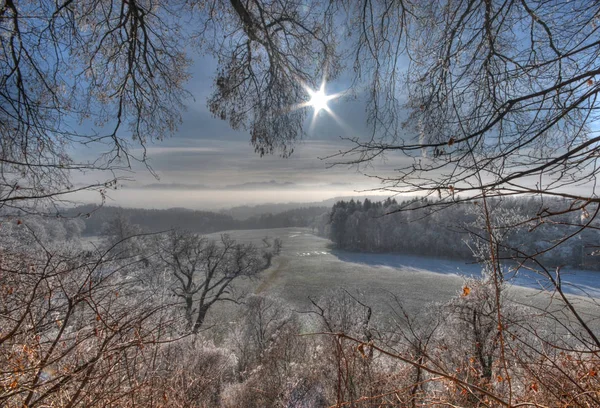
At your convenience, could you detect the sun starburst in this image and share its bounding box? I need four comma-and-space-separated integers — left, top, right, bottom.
288, 79, 347, 132
306, 82, 338, 114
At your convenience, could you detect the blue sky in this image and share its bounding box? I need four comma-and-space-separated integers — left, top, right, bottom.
69, 52, 598, 210
71, 53, 408, 209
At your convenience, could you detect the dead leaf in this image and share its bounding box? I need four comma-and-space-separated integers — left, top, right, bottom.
357, 343, 367, 358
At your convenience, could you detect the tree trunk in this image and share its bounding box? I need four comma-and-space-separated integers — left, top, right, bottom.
185, 296, 194, 331
192, 304, 210, 334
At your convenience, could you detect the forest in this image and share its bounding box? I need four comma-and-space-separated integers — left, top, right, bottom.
325, 197, 600, 270
63, 204, 328, 236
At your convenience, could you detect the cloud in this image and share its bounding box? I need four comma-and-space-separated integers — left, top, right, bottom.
71, 186, 390, 210
142, 146, 225, 155
67, 58, 418, 209
69, 132, 421, 209
141, 139, 403, 185
139, 180, 297, 190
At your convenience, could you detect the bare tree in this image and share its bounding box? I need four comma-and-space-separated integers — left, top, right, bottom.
4, 2, 600, 406
100, 211, 145, 258
158, 230, 277, 334
1, 0, 336, 213
332, 1, 600, 202
0, 225, 179, 407
317, 4, 600, 405
7, 2, 597, 215
204, 0, 338, 157
0, 0, 191, 212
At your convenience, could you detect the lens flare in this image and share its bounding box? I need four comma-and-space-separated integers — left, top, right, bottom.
307, 83, 335, 113
288, 79, 348, 133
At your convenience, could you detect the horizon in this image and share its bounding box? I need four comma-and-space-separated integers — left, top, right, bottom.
69, 190, 397, 212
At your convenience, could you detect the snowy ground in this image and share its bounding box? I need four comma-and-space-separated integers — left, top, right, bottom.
207, 228, 600, 320
330, 250, 600, 298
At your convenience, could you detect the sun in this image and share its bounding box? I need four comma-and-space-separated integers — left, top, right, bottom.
307, 83, 334, 113
303, 81, 341, 115
291, 79, 346, 132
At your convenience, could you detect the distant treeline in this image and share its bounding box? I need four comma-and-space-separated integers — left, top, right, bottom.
322, 197, 600, 270
66, 204, 328, 235
218, 195, 389, 220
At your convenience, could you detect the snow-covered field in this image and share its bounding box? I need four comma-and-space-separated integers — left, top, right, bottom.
331, 249, 600, 298
208, 227, 600, 318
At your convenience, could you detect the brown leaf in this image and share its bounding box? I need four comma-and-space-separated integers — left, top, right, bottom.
462, 286, 471, 297
587, 78, 594, 86
448, 137, 455, 146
